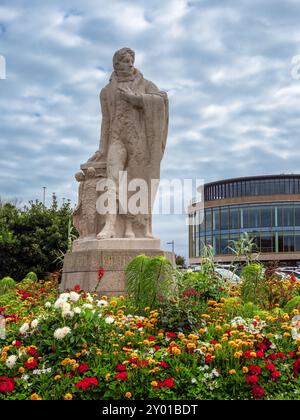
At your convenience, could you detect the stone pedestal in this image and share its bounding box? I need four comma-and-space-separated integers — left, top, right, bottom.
61, 239, 175, 296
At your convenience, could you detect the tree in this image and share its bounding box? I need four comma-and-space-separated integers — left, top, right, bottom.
175, 254, 186, 267
0, 194, 78, 281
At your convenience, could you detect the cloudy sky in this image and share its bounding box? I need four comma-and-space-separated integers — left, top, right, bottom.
1, 0, 300, 259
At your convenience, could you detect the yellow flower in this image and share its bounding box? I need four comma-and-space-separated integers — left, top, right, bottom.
172, 347, 181, 355
243, 367, 249, 373
215, 325, 222, 332
186, 342, 196, 350
130, 352, 138, 359
75, 352, 81, 358
64, 393, 73, 400
229, 369, 236, 375
82, 342, 88, 349
214, 343, 222, 350
234, 351, 243, 359
101, 295, 108, 300
125, 392, 132, 399
18, 367, 25, 374
1, 352, 7, 362
198, 328, 206, 335
61, 358, 70, 366
151, 381, 158, 387
30, 394, 42, 401
293, 309, 299, 316
27, 357, 34, 364
110, 300, 118, 306
105, 373, 111, 381
96, 350, 102, 356
54, 375, 61, 381
250, 351, 257, 358
283, 313, 290, 321
178, 333, 185, 339
283, 332, 290, 338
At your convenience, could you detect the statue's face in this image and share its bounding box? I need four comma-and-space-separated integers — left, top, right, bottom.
117, 53, 134, 75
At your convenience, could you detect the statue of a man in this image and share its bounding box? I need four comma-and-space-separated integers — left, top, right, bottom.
89, 47, 169, 239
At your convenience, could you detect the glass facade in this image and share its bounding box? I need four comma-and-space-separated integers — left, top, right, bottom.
205, 176, 300, 202
190, 202, 300, 258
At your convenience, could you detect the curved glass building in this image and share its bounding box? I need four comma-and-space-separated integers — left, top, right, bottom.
188, 175, 300, 264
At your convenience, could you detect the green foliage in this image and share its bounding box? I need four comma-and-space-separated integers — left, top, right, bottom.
0, 194, 78, 281
125, 255, 176, 310
240, 262, 267, 305
0, 276, 16, 295
284, 296, 300, 314
25, 272, 38, 282
229, 232, 258, 264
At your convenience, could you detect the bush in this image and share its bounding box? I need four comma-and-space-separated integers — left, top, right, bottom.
284, 296, 300, 314
0, 195, 77, 280
25, 272, 38, 282
240, 263, 267, 305
0, 276, 16, 295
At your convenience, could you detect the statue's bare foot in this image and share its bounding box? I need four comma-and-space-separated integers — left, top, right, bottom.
125, 228, 135, 238
145, 232, 154, 239
97, 228, 116, 240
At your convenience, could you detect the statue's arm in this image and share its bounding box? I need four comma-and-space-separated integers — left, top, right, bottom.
99, 88, 110, 157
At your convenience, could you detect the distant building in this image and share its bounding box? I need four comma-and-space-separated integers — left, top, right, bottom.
188, 175, 300, 265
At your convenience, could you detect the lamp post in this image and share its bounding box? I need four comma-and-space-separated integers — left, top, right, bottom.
42, 187, 46, 206
167, 240, 175, 255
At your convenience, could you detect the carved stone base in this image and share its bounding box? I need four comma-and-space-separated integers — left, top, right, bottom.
61, 244, 175, 297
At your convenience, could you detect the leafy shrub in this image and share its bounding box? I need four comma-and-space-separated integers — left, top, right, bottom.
0, 195, 77, 280
284, 296, 300, 314
125, 255, 175, 310
25, 272, 38, 282
240, 263, 267, 305
0, 276, 16, 295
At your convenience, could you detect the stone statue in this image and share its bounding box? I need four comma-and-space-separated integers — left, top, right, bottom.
89, 47, 168, 239
62, 48, 174, 295
73, 168, 97, 238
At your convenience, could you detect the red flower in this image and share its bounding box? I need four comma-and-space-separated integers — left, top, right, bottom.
249, 365, 261, 375
14, 341, 22, 347
25, 359, 38, 370
154, 345, 160, 352
267, 353, 277, 361
205, 355, 214, 364
148, 336, 155, 341
136, 322, 144, 329
116, 363, 127, 372
0, 377, 15, 394
115, 372, 128, 381
293, 359, 300, 377
210, 340, 218, 345
98, 267, 105, 279
266, 363, 276, 372
246, 375, 259, 385
270, 371, 281, 380
75, 377, 98, 390
156, 378, 175, 388
183, 288, 198, 297
237, 325, 244, 330
27, 347, 37, 357
289, 352, 295, 358
73, 284, 81, 293
251, 385, 265, 399
291, 273, 298, 283
78, 364, 89, 374
166, 332, 177, 339
256, 350, 264, 359
158, 361, 169, 369
276, 352, 285, 359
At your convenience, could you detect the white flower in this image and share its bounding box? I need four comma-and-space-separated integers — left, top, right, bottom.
191, 378, 197, 384
45, 302, 52, 308
105, 316, 115, 324
74, 307, 82, 314
97, 300, 108, 307
83, 304, 93, 310
31, 319, 39, 329
59, 293, 70, 301
69, 292, 80, 303
212, 368, 220, 378
86, 294, 93, 303
54, 327, 71, 340
6, 355, 17, 369
20, 323, 30, 334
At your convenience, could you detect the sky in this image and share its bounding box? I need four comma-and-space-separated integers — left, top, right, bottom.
1, 0, 300, 259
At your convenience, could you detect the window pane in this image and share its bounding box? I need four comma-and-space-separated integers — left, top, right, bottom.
295, 235, 300, 251
260, 235, 274, 252
261, 207, 272, 228
220, 235, 229, 255
230, 208, 240, 229
220, 209, 229, 230
213, 209, 220, 231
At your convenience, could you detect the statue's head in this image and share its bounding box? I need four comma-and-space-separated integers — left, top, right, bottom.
86, 167, 96, 178
75, 171, 85, 182
113, 48, 135, 77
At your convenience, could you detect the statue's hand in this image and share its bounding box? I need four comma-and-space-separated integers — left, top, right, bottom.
118, 88, 143, 108
87, 150, 104, 162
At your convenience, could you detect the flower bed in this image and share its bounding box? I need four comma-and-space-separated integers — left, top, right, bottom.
1, 277, 300, 400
